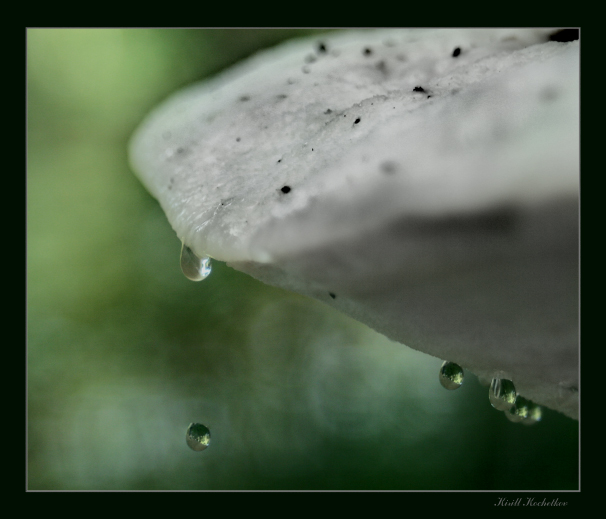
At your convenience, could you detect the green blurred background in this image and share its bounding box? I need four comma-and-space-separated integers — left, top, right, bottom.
27, 28, 579, 491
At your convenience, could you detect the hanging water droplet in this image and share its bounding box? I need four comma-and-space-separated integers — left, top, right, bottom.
439, 361, 464, 390
180, 242, 212, 281
186, 422, 211, 452
505, 396, 530, 423
489, 378, 517, 411
522, 401, 542, 425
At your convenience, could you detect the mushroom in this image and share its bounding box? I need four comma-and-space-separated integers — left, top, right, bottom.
129, 29, 579, 420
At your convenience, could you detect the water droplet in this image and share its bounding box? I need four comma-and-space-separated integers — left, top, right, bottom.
489, 378, 517, 411
186, 423, 211, 452
505, 396, 530, 423
439, 361, 464, 390
522, 401, 542, 425
180, 242, 211, 281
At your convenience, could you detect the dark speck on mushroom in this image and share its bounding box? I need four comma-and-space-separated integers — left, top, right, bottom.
324, 109, 333, 114
452, 47, 461, 57
239, 95, 251, 102
236, 137, 241, 142
317, 42, 327, 53
413, 86, 425, 93
281, 186, 291, 194
277, 159, 282, 163
354, 118, 361, 124
363, 47, 373, 56
329, 292, 336, 299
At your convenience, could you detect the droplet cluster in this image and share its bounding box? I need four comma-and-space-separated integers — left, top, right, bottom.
438, 362, 542, 425
488, 378, 542, 425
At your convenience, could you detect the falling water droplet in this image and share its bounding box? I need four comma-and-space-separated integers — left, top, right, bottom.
180, 242, 212, 281
505, 396, 530, 423
439, 361, 464, 390
489, 378, 517, 411
186, 423, 211, 452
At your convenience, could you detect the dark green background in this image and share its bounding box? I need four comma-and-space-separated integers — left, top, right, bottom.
27, 28, 578, 490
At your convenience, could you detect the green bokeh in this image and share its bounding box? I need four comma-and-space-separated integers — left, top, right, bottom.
27, 28, 578, 491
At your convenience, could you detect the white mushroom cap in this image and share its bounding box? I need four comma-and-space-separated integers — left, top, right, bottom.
130, 29, 579, 419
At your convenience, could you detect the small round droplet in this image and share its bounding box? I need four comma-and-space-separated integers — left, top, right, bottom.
439, 361, 464, 390
186, 423, 211, 452
489, 378, 517, 411
505, 396, 530, 423
180, 242, 212, 281
522, 401, 542, 425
